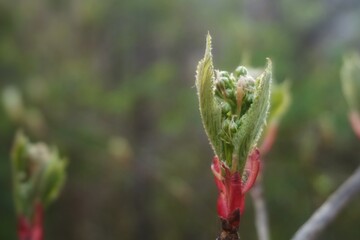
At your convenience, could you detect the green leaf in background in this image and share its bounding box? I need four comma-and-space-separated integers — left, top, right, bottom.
341, 52, 360, 111
269, 80, 291, 125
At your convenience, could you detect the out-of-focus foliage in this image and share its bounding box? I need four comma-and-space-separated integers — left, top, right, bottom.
341, 52, 360, 139
341, 53, 360, 111
1, 0, 360, 240
259, 80, 291, 155
269, 80, 291, 125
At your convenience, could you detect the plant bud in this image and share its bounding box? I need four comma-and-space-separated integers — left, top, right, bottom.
221, 102, 232, 115
235, 66, 248, 77
229, 121, 238, 134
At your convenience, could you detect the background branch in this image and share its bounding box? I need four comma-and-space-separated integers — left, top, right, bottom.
250, 172, 270, 240
291, 166, 360, 240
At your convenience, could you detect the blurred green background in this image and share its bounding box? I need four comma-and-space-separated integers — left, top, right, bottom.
1, 0, 360, 239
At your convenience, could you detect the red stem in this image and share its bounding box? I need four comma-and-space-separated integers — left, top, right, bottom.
349, 111, 360, 139
259, 123, 278, 156
17, 203, 44, 240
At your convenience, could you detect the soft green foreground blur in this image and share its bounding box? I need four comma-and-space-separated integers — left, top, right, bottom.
1, 0, 360, 239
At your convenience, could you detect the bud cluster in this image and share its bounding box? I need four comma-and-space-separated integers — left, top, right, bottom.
214, 66, 256, 165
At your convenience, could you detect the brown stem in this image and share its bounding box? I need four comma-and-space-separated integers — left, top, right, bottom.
217, 215, 240, 240
217, 231, 239, 240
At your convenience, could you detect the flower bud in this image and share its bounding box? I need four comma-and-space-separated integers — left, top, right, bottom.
221, 102, 232, 115
235, 66, 248, 77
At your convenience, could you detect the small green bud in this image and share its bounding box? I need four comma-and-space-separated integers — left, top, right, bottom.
215, 80, 225, 93
225, 89, 235, 99
217, 71, 230, 78
221, 102, 232, 114
235, 66, 248, 77
229, 73, 237, 83
229, 121, 238, 133
240, 75, 255, 89
224, 78, 234, 89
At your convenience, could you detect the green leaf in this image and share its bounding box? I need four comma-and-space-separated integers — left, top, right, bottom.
11, 131, 29, 215
341, 53, 360, 111
233, 59, 272, 171
196, 33, 223, 159
11, 131, 28, 174
269, 80, 291, 124
39, 153, 67, 206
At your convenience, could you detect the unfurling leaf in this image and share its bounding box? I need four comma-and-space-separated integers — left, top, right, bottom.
233, 60, 271, 171
196, 33, 223, 159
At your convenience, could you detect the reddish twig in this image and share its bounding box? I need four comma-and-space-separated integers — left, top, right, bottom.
349, 111, 360, 139
17, 203, 44, 240
259, 123, 278, 156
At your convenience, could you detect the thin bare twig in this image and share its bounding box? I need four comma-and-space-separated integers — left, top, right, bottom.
251, 124, 275, 240
250, 172, 270, 240
291, 166, 360, 240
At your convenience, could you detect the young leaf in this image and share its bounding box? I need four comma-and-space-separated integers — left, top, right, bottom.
196, 34, 223, 159
39, 153, 67, 206
233, 59, 272, 171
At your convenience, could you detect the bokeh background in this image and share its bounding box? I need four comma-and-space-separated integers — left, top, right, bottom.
1, 0, 360, 239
